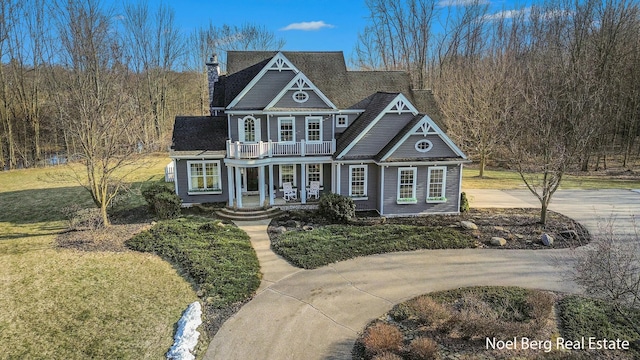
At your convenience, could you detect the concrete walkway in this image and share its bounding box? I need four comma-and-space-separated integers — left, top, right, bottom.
204, 189, 640, 360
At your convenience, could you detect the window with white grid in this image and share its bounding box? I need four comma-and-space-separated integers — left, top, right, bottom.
427, 166, 447, 202
397, 167, 417, 203
349, 165, 367, 198
279, 164, 296, 187
306, 117, 322, 142
278, 117, 295, 142
187, 160, 221, 193
306, 164, 322, 187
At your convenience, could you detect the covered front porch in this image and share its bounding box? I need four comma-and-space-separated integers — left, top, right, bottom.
224, 159, 332, 209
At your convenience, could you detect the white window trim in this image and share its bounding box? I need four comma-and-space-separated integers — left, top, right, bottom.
292, 90, 309, 103
427, 166, 447, 203
305, 116, 323, 143
397, 167, 417, 204
279, 164, 297, 188
187, 160, 222, 195
278, 117, 296, 143
349, 165, 368, 200
239, 115, 260, 143
305, 164, 323, 188
336, 115, 348, 128
415, 139, 433, 153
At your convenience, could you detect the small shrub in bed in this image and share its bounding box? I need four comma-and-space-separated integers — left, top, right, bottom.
409, 337, 439, 360
362, 322, 403, 357
126, 217, 260, 308
459, 192, 470, 213
408, 296, 451, 326
372, 352, 403, 360
317, 193, 355, 223
141, 182, 181, 219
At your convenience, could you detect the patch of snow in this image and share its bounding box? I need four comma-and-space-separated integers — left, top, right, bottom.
166, 301, 203, 360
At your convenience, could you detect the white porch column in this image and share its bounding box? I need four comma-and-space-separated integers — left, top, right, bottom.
269, 164, 275, 206
258, 165, 266, 206
235, 166, 243, 208
227, 165, 234, 207
335, 163, 341, 194
300, 164, 307, 204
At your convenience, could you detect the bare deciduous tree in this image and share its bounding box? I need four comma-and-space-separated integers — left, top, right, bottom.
51, 0, 144, 226
571, 217, 640, 334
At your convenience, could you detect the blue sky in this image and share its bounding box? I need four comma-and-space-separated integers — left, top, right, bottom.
144, 0, 526, 57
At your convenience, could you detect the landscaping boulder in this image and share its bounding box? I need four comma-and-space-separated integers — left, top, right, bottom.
541, 233, 554, 246
302, 225, 314, 231
490, 237, 507, 246
272, 226, 287, 234
460, 221, 478, 230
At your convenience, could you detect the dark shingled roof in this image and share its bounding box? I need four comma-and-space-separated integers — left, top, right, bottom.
171, 116, 228, 151
219, 51, 440, 115
334, 92, 400, 157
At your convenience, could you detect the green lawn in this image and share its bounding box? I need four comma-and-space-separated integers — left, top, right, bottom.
462, 167, 640, 190
0, 154, 199, 359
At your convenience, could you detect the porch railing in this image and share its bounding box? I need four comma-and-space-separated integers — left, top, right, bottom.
227, 139, 336, 159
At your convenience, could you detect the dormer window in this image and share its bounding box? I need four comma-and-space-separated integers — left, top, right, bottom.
292, 91, 309, 103
336, 115, 348, 128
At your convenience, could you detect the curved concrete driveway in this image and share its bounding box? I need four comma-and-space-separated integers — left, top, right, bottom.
205, 189, 640, 360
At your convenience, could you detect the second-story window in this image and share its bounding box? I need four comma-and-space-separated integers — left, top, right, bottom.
244, 117, 255, 142
278, 117, 295, 142
239, 115, 260, 142
306, 117, 322, 143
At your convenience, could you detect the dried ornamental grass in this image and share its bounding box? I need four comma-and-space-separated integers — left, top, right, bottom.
409, 337, 440, 360
362, 322, 404, 357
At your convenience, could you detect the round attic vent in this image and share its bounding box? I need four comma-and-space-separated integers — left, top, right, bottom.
292, 91, 309, 103
415, 139, 433, 153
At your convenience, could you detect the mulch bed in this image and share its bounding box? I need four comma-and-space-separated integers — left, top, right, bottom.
270, 208, 591, 249
56, 223, 150, 252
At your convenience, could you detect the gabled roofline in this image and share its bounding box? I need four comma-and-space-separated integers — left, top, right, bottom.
226, 52, 299, 109
264, 72, 337, 110
336, 93, 418, 159
379, 114, 467, 161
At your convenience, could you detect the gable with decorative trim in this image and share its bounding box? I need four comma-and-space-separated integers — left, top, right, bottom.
379, 115, 466, 162
227, 53, 300, 109
266, 73, 336, 110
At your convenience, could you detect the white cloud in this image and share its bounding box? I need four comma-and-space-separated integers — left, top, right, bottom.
437, 0, 489, 7
483, 7, 531, 20
280, 21, 335, 31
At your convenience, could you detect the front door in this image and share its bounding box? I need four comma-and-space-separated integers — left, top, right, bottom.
246, 167, 259, 192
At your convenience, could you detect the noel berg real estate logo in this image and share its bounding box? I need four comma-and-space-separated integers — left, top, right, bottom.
486, 336, 630, 353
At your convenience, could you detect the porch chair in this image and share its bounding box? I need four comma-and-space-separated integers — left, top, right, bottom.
308, 181, 320, 200
282, 182, 297, 201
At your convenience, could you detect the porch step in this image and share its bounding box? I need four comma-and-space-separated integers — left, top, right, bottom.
215, 207, 282, 221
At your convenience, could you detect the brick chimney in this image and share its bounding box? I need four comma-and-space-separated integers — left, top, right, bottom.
205, 54, 221, 116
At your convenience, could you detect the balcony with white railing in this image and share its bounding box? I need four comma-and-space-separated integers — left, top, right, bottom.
227, 139, 336, 159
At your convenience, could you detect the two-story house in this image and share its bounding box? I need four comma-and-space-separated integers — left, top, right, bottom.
170, 51, 468, 216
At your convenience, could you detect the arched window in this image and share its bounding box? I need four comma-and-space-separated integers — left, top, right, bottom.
244, 116, 255, 142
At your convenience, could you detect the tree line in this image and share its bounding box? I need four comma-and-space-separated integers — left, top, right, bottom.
356, 0, 640, 223
0, 0, 284, 171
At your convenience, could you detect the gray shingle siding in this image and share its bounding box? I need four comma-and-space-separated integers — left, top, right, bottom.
273, 90, 332, 109
175, 159, 229, 205
386, 134, 459, 160
338, 163, 378, 210
232, 70, 296, 109
382, 164, 460, 215
345, 113, 415, 157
